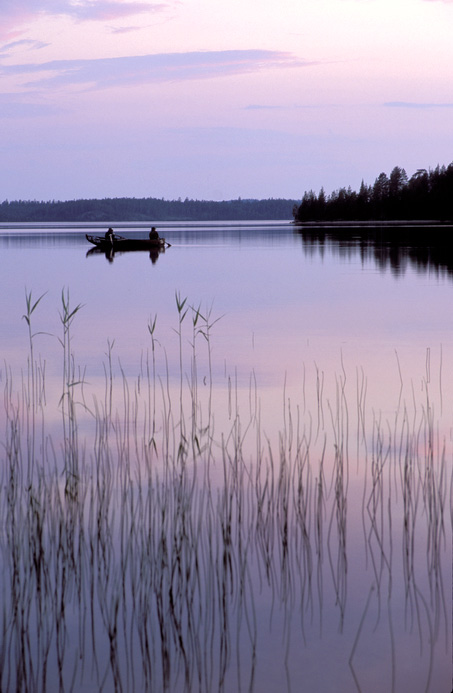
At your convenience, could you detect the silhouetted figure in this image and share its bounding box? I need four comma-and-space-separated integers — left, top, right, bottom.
149, 226, 159, 241
105, 227, 114, 244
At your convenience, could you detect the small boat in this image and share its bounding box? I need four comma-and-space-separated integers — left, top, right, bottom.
86, 233, 170, 251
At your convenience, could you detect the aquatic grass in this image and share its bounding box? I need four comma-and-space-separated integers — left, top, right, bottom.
21, 289, 50, 484
58, 289, 85, 499
0, 292, 450, 692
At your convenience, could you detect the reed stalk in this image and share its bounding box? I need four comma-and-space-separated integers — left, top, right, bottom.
0, 291, 450, 692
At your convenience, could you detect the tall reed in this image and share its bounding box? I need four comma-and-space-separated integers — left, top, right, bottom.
0, 292, 450, 692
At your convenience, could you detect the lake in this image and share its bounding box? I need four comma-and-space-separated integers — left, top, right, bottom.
0, 222, 451, 692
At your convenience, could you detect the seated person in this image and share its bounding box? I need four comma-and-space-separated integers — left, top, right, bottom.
149, 227, 159, 241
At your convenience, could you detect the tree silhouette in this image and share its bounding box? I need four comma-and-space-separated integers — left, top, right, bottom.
294, 163, 453, 222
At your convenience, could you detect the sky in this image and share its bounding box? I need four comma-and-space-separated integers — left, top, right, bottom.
0, 0, 452, 202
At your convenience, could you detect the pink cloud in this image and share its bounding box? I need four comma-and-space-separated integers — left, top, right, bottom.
385, 101, 453, 108
110, 25, 144, 34
0, 1, 170, 40
0, 17, 29, 43
0, 50, 308, 91
68, 1, 168, 22
0, 91, 63, 118
0, 39, 50, 55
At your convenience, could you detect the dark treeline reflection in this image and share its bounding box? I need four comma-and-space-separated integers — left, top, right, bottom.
296, 226, 453, 278
0, 232, 84, 248
0, 293, 449, 692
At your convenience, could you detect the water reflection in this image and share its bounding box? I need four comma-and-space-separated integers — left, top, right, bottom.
0, 295, 450, 692
295, 224, 453, 278
0, 231, 84, 248
0, 225, 451, 691
3, 221, 453, 278
0, 221, 295, 250
86, 245, 167, 264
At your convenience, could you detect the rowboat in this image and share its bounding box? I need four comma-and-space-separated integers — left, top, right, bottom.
86, 233, 170, 250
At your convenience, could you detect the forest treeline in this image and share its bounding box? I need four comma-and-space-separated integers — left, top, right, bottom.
0, 196, 298, 222
3, 163, 451, 223
294, 163, 453, 222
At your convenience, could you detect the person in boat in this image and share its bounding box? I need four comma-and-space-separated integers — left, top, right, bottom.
149, 226, 160, 241
105, 227, 114, 243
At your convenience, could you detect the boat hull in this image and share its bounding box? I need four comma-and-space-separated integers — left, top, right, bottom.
86, 234, 169, 250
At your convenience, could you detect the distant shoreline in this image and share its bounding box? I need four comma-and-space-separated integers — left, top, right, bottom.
0, 220, 292, 231
0, 197, 299, 224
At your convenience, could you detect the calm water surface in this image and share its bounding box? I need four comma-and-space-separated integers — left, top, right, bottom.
0, 222, 451, 692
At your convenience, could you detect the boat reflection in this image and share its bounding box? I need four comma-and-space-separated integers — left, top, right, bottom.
86, 244, 167, 264
85, 231, 170, 264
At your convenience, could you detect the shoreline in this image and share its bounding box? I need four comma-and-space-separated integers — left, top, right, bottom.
293, 219, 453, 228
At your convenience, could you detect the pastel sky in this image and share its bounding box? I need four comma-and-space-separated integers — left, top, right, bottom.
0, 0, 452, 201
